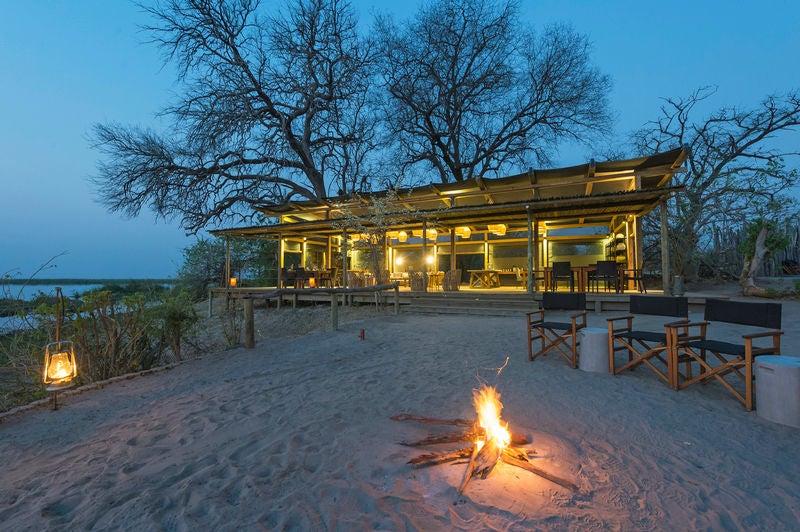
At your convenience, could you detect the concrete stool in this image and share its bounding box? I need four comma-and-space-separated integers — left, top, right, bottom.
755, 356, 800, 428
579, 327, 609, 373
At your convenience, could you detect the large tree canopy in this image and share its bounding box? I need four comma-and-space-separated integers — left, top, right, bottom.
376, 0, 611, 184
92, 0, 376, 233
633, 87, 800, 280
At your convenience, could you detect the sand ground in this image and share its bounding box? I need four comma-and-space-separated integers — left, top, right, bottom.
1, 290, 799, 530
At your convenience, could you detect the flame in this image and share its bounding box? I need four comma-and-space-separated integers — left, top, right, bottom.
473, 385, 511, 449
46, 352, 74, 382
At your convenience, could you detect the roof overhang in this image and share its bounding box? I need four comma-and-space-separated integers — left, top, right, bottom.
211, 147, 689, 239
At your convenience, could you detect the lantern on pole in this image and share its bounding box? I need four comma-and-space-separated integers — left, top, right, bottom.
42, 288, 77, 410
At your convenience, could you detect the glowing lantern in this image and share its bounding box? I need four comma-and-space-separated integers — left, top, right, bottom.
43, 287, 77, 409
397, 231, 408, 243
43, 341, 77, 387
487, 223, 507, 236
229, 276, 238, 287
426, 255, 434, 265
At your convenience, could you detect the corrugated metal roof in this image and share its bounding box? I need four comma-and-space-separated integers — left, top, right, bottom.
211, 147, 688, 238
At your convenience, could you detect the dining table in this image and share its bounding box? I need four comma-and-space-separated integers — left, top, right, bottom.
468, 269, 501, 288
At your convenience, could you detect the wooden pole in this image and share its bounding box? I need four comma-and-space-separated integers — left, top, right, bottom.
450, 228, 456, 271
526, 206, 534, 294
534, 218, 540, 291
422, 219, 428, 292
225, 236, 231, 287
331, 292, 339, 330
243, 299, 254, 348
394, 284, 400, 314
660, 201, 671, 295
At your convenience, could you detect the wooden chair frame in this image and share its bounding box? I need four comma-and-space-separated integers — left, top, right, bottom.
527, 293, 587, 368
607, 295, 688, 387
668, 299, 782, 411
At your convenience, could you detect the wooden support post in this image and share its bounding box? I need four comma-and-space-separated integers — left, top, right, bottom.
394, 285, 400, 315
292, 293, 298, 309
244, 299, 254, 349
277, 293, 282, 310
331, 292, 339, 331
422, 219, 428, 292
526, 206, 534, 294
660, 201, 671, 295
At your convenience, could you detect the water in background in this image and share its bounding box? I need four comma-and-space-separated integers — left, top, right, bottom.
1, 282, 171, 333
3, 284, 103, 301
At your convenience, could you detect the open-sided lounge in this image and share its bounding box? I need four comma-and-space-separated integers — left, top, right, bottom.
212, 147, 689, 294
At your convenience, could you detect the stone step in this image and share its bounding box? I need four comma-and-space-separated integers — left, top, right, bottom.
402, 304, 526, 317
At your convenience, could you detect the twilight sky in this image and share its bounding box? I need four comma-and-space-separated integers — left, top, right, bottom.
1, 0, 798, 279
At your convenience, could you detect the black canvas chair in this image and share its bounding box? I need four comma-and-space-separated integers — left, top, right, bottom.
588, 260, 620, 293
527, 292, 587, 368
607, 295, 688, 387
550, 261, 575, 292
669, 298, 782, 411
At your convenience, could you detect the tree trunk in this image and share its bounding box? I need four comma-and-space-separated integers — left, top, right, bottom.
740, 226, 769, 297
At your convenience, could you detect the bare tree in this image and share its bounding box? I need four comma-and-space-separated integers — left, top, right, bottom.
633, 87, 800, 284
92, 0, 377, 233
375, 0, 611, 184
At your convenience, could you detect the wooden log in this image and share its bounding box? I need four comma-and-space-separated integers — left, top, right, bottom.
472, 438, 503, 480
408, 448, 473, 468
401, 430, 481, 447
501, 448, 579, 492
390, 413, 473, 427
401, 429, 530, 447
457, 444, 479, 495
330, 292, 338, 331
243, 298, 254, 348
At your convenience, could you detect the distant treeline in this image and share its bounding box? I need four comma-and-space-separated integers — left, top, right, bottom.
3, 278, 175, 285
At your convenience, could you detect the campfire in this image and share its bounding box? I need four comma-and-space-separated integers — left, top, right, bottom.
392, 384, 577, 496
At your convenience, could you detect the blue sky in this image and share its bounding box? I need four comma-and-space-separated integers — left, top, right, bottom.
1, 0, 798, 279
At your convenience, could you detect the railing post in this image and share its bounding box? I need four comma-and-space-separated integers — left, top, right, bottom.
244, 298, 255, 349
394, 284, 400, 315
331, 291, 339, 331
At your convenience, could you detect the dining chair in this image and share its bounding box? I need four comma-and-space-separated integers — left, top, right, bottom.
589, 260, 619, 293
550, 261, 575, 292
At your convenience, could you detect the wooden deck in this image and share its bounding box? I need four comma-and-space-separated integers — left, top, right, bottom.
210, 284, 718, 317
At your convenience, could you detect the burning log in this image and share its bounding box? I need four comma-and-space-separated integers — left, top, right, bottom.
400, 427, 530, 447
408, 448, 473, 467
